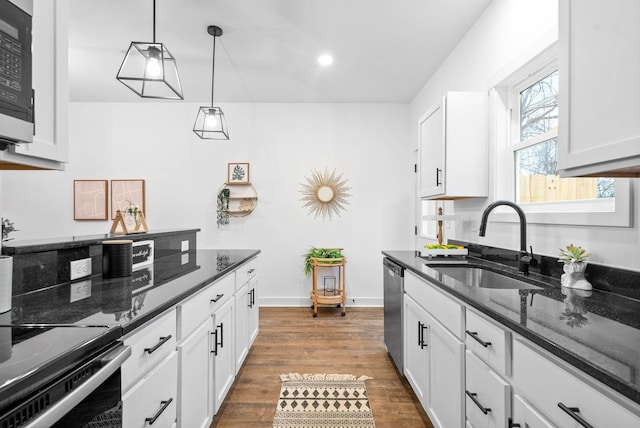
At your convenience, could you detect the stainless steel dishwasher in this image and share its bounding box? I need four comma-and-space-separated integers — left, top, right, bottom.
383, 257, 404, 373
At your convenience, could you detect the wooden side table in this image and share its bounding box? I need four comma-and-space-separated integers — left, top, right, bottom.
310, 255, 346, 317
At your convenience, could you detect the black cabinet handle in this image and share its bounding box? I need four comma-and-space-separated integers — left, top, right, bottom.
508, 417, 521, 428
248, 288, 255, 308
419, 322, 428, 349
247, 268, 255, 274
144, 335, 172, 354
435, 168, 442, 186
218, 322, 224, 348
211, 330, 218, 355
145, 398, 173, 425
211, 294, 224, 303
465, 330, 492, 348
466, 391, 491, 415
418, 321, 428, 349
558, 402, 594, 428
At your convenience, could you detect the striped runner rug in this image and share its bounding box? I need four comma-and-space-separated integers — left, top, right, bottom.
273, 373, 375, 428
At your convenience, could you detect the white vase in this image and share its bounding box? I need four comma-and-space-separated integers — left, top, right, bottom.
560, 262, 592, 290
0, 256, 12, 313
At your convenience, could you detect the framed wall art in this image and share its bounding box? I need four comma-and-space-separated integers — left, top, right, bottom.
74, 180, 108, 220
111, 179, 145, 219
227, 163, 250, 184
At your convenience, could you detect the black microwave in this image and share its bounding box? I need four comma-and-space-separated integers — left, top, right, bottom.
0, 0, 32, 147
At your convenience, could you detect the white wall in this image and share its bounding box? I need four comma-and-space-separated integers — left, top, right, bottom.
410, 0, 640, 272
1, 102, 412, 305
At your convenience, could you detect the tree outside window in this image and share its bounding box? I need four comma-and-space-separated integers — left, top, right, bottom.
514, 71, 614, 202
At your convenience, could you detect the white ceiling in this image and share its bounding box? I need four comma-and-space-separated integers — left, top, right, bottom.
68, 0, 492, 103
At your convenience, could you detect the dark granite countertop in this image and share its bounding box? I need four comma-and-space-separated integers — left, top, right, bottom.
9, 249, 260, 335
382, 250, 640, 405
2, 229, 201, 255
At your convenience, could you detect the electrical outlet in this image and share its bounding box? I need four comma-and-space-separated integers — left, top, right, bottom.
70, 258, 92, 281
181, 240, 189, 252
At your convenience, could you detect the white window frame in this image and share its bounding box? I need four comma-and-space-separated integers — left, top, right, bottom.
487, 32, 632, 227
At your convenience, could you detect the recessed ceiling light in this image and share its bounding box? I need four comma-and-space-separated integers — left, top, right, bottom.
318, 54, 333, 67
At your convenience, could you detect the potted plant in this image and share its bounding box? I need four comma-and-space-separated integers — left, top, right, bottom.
217, 188, 231, 227
303, 247, 343, 276
558, 244, 592, 290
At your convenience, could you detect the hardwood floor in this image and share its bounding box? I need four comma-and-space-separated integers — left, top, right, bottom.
211, 306, 433, 428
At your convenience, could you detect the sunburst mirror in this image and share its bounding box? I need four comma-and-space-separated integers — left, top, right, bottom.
300, 168, 351, 221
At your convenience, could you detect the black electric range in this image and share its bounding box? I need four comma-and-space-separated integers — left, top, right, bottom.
0, 323, 122, 415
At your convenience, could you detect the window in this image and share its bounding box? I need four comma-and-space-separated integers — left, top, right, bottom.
489, 37, 631, 227
512, 69, 615, 204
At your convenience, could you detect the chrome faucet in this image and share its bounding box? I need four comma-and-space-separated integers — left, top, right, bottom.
479, 200, 537, 274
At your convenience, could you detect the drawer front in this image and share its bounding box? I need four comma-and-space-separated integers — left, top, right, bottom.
123, 351, 178, 428
178, 272, 235, 339
235, 257, 258, 290
465, 350, 510, 428
513, 338, 640, 428
122, 309, 177, 393
513, 394, 554, 428
405, 271, 463, 339
465, 309, 511, 377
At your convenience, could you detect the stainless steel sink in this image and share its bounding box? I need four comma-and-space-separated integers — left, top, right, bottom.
433, 267, 542, 290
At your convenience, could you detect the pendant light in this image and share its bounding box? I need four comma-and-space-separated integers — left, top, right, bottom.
116, 0, 183, 100
193, 26, 229, 140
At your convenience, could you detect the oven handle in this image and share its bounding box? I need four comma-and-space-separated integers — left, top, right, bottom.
26, 344, 131, 428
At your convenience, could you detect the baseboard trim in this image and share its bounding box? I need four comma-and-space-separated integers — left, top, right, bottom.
259, 296, 383, 307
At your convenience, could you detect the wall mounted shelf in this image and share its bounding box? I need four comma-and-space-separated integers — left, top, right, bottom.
222, 183, 258, 217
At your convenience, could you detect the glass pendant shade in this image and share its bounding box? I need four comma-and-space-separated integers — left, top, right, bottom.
117, 42, 183, 99
193, 106, 229, 139
193, 25, 229, 140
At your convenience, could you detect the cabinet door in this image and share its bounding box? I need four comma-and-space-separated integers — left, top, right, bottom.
234, 283, 249, 373
403, 294, 430, 409
558, 0, 640, 176
177, 321, 213, 428
419, 98, 445, 197
122, 352, 178, 428
512, 394, 554, 428
465, 350, 511, 428
248, 275, 259, 345
213, 298, 235, 414
428, 312, 465, 428
13, 0, 68, 164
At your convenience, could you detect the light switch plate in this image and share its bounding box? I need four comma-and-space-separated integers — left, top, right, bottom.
181, 240, 189, 252
70, 258, 92, 281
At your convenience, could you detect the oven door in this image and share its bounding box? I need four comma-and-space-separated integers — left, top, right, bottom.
20, 343, 130, 428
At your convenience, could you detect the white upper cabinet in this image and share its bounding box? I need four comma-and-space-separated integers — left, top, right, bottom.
558, 0, 640, 177
1, 0, 68, 170
418, 92, 487, 199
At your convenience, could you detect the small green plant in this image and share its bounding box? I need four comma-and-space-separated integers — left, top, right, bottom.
1, 218, 17, 242
558, 244, 590, 263
303, 247, 343, 276
126, 201, 140, 219
217, 188, 231, 227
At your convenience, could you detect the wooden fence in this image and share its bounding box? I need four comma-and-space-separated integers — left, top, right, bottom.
518, 175, 598, 202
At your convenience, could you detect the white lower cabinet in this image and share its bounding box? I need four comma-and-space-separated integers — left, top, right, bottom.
513, 338, 640, 428
399, 264, 640, 428
404, 292, 465, 428
177, 321, 213, 428
248, 275, 259, 345
122, 351, 178, 428
512, 394, 554, 428
213, 297, 235, 413
465, 350, 510, 428
404, 294, 430, 408
234, 282, 249, 372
